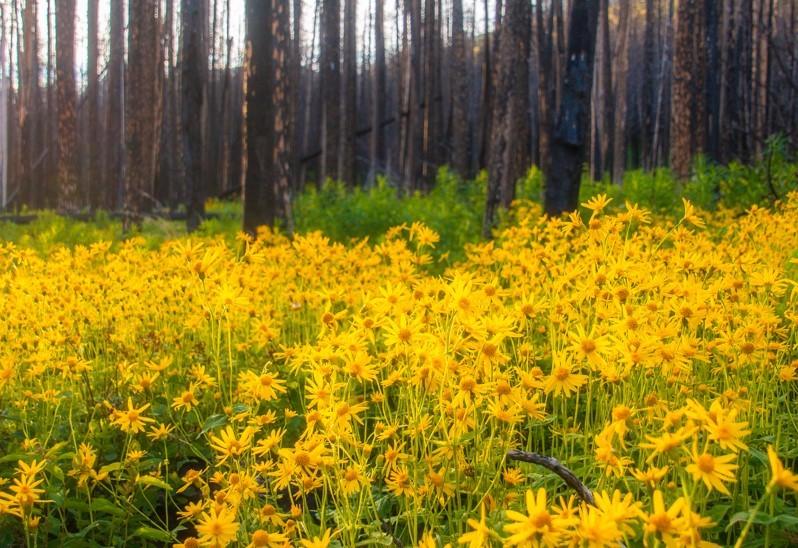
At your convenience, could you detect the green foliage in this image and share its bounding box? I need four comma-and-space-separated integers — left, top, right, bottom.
3, 149, 797, 257
579, 139, 798, 216
294, 168, 485, 264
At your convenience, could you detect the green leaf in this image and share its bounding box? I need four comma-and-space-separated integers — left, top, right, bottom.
231, 403, 250, 415
137, 475, 172, 491
0, 453, 29, 464
99, 462, 123, 476
747, 448, 768, 466
132, 526, 173, 543
89, 497, 127, 518
727, 511, 774, 530
706, 504, 731, 525
773, 514, 798, 529
47, 464, 65, 482
69, 519, 111, 539
200, 414, 228, 436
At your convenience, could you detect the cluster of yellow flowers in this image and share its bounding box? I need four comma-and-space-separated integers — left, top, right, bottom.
0, 195, 797, 547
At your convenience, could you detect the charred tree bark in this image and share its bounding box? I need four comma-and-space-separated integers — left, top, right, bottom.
125, 0, 162, 222
19, 0, 42, 207
56, 0, 78, 211
370, 0, 387, 181
340, 0, 357, 186
536, 0, 553, 179
611, 0, 631, 185
104, 0, 124, 210
182, 0, 205, 232
320, 0, 341, 184
273, 0, 293, 231
544, 0, 599, 217
671, 0, 706, 182
87, 0, 99, 209
243, 0, 292, 233
482, 0, 530, 237
421, 0, 440, 190
450, 0, 468, 177
642, 0, 656, 169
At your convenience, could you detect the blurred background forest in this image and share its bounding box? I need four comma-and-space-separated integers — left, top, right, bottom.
0, 0, 797, 235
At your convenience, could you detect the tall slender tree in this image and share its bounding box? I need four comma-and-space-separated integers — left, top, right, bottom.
544, 0, 599, 216
20, 0, 42, 207
104, 0, 124, 210
482, 0, 531, 236
369, 0, 386, 181
671, 0, 706, 181
320, 0, 341, 184
183, 0, 205, 232
56, 0, 78, 211
612, 0, 631, 185
86, 0, 99, 208
243, 0, 292, 233
125, 0, 162, 222
450, 0, 468, 177
340, 0, 357, 185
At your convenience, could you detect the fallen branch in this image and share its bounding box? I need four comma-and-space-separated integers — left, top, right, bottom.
506, 449, 596, 507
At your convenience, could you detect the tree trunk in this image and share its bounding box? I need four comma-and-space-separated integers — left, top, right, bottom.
56, 0, 78, 211
87, 0, 99, 209
182, 0, 205, 232
125, 0, 162, 222
450, 0, 468, 177
19, 0, 41, 208
536, 0, 555, 179
320, 0, 341, 184
421, 0, 439, 190
671, 0, 706, 182
642, 0, 656, 169
477, 0, 491, 172
482, 0, 531, 237
612, 0, 631, 185
0, 3, 7, 209
273, 0, 293, 231
340, 0, 357, 186
243, 0, 292, 233
544, 0, 599, 216
105, 0, 124, 210
370, 0, 386, 181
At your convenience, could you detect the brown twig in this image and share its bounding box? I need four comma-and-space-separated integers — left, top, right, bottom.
507, 449, 596, 507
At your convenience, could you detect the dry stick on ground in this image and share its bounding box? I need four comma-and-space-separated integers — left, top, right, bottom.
507, 449, 597, 507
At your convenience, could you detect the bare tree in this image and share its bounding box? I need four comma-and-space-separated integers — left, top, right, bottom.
450, 0, 468, 177
340, 0, 357, 185
671, 0, 706, 181
482, 0, 531, 236
56, 0, 78, 211
183, 0, 205, 231
86, 0, 99, 208
320, 0, 341, 184
104, 0, 125, 210
544, 0, 599, 216
125, 0, 162, 222
369, 0, 386, 181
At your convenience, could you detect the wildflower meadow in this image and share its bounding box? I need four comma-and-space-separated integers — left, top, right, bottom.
1, 194, 797, 547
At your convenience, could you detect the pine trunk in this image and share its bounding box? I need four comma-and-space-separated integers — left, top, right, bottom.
56, 0, 78, 211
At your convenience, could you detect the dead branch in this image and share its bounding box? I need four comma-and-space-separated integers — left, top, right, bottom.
506, 449, 596, 507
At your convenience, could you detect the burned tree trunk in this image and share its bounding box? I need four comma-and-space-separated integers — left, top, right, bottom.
182, 0, 205, 232
125, 0, 162, 222
482, 0, 531, 237
320, 0, 341, 184
544, 0, 599, 217
105, 0, 124, 210
56, 0, 78, 211
670, 0, 706, 182
450, 0, 469, 177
